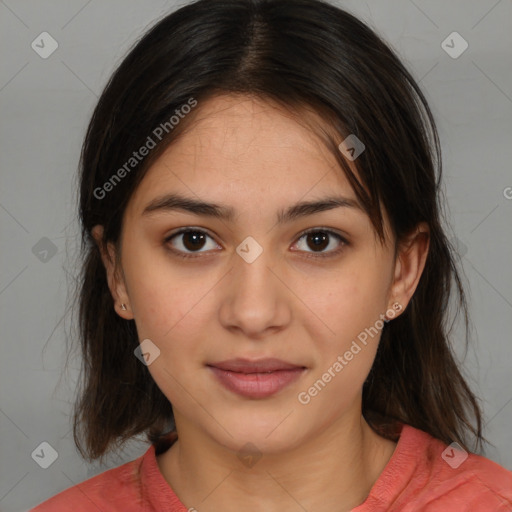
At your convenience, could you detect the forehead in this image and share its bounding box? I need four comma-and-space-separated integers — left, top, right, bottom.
127, 94, 359, 216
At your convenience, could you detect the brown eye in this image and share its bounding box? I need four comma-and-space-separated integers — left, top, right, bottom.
293, 229, 347, 258
181, 231, 207, 251
165, 227, 347, 260
306, 231, 329, 251
297, 229, 346, 253
166, 229, 219, 256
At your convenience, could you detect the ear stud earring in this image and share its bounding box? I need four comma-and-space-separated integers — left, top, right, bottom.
384, 301, 403, 321
120, 303, 127, 311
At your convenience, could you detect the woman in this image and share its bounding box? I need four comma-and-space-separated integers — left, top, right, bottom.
31, 0, 512, 510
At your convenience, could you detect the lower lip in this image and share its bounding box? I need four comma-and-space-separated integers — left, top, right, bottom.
208, 366, 306, 399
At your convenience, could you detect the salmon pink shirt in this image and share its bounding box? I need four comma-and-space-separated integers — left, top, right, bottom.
30, 424, 512, 511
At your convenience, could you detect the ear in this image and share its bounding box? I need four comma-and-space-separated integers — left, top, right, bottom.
91, 225, 134, 320
388, 222, 430, 315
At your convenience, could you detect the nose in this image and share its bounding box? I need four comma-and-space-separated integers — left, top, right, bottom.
218, 241, 292, 339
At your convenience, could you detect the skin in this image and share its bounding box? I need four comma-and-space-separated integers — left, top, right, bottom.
93, 94, 429, 512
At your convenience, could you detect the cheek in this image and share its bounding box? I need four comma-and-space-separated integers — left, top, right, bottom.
311, 260, 390, 343
296, 269, 386, 414
123, 254, 212, 409
121, 238, 207, 335
299, 256, 392, 407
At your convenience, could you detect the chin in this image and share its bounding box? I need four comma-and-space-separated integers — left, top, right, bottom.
207, 410, 309, 456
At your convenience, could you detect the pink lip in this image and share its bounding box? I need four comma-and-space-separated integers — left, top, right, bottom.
207, 358, 306, 399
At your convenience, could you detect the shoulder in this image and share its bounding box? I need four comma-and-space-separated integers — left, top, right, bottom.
391, 425, 512, 510
29, 449, 147, 512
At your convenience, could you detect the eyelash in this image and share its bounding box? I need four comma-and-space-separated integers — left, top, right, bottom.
164, 227, 348, 260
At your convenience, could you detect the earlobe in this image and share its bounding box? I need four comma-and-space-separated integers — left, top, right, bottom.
115, 301, 133, 319
91, 225, 134, 320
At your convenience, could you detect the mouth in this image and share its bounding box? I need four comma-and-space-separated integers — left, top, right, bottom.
206, 358, 307, 399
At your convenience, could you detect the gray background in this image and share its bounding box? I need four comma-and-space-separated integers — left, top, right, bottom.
0, 0, 511, 510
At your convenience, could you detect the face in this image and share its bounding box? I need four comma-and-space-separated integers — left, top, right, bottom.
97, 94, 423, 455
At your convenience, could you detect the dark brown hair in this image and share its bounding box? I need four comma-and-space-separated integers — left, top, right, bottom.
73, 0, 483, 462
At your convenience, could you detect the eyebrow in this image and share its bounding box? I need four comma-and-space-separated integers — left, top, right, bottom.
142, 192, 363, 224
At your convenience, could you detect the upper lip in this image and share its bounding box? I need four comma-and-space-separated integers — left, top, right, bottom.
208, 358, 305, 373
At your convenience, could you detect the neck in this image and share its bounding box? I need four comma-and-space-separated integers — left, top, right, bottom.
156, 411, 396, 512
